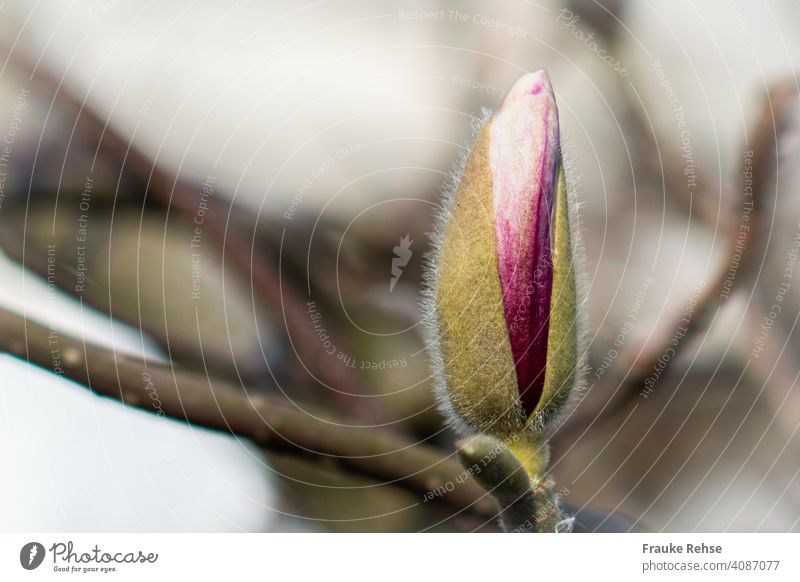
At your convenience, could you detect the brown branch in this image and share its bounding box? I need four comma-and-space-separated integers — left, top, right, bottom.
0, 306, 498, 523
592, 77, 798, 419
1, 42, 378, 420
624, 89, 722, 229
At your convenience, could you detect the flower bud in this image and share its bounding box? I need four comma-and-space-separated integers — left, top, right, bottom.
425, 70, 585, 440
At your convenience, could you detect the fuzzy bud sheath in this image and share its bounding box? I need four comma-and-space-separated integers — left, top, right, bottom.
424, 70, 587, 532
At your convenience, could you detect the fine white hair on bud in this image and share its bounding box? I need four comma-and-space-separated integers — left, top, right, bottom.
422, 71, 589, 443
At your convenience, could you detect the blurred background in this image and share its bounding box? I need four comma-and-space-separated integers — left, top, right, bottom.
1, 0, 799, 532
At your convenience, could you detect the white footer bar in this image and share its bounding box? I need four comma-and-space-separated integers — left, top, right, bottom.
1, 533, 798, 581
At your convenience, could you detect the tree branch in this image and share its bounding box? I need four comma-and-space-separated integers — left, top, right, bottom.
0, 306, 498, 522
590, 77, 798, 420
0, 41, 377, 420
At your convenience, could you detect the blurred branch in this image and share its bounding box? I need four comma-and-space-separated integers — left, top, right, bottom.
624, 88, 722, 229
566, 0, 628, 40
581, 77, 798, 423
0, 306, 497, 524
0, 42, 379, 421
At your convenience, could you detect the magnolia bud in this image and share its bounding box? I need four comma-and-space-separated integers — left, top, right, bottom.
425, 70, 586, 442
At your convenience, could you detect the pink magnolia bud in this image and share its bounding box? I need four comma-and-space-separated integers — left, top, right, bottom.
425, 70, 585, 439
